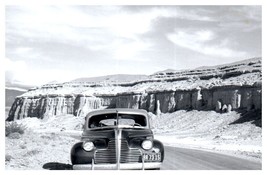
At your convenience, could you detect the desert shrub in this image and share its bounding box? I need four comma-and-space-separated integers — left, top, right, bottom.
25, 149, 41, 156
213, 135, 220, 140
5, 154, 12, 162
40, 135, 51, 140
40, 133, 57, 141
5, 122, 26, 137
20, 144, 27, 149
8, 132, 21, 139
75, 123, 83, 130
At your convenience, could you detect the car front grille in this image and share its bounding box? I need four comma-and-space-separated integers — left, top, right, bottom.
94, 139, 142, 164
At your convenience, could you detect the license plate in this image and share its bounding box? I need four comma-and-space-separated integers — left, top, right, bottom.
143, 153, 161, 161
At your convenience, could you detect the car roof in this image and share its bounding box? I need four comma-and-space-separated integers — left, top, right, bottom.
85, 108, 148, 119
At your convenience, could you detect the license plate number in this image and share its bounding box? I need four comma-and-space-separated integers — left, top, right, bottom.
144, 153, 161, 161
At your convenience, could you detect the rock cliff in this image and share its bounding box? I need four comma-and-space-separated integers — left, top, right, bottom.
6, 57, 262, 121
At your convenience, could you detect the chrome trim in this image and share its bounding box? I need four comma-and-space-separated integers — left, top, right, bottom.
115, 128, 122, 170
94, 139, 142, 164
88, 125, 146, 131
142, 154, 145, 170
91, 159, 94, 170
73, 162, 162, 170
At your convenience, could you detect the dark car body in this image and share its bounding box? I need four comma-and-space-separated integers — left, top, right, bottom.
71, 108, 164, 170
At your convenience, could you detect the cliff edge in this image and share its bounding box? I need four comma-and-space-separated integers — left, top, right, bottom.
6, 57, 262, 121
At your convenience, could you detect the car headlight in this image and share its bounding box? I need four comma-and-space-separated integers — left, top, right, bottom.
83, 141, 94, 151
142, 140, 153, 150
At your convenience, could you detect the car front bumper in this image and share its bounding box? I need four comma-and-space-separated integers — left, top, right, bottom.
73, 162, 162, 170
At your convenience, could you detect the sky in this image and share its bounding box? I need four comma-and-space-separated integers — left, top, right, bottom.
5, 5, 262, 86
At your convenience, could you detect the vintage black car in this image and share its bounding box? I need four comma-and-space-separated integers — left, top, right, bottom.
71, 108, 164, 170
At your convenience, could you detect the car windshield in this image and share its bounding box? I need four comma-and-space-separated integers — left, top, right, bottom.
88, 113, 147, 128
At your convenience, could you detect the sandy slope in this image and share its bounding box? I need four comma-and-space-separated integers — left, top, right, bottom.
5, 115, 83, 170
5, 131, 78, 170
151, 110, 261, 162
5, 110, 261, 169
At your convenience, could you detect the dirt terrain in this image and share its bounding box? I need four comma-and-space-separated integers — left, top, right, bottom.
151, 110, 261, 163
5, 109, 261, 170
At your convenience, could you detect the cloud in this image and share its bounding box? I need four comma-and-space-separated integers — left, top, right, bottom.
5, 6, 261, 86
16, 69, 78, 86
15, 47, 32, 54
167, 29, 247, 57
6, 6, 179, 63
5, 58, 28, 84
207, 6, 261, 32
175, 6, 214, 22
5, 57, 77, 86
4, 58, 27, 71
112, 38, 151, 61
6, 6, 176, 44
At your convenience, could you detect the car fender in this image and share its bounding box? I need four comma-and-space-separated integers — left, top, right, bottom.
152, 139, 164, 162
71, 142, 95, 164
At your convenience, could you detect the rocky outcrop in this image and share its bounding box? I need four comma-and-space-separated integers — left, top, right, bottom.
74, 95, 100, 117
6, 84, 261, 121
6, 57, 262, 121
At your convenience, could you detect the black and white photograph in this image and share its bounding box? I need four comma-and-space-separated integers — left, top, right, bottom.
3, 3, 263, 171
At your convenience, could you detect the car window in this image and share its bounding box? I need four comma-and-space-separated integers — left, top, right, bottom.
88, 113, 147, 128
101, 118, 135, 126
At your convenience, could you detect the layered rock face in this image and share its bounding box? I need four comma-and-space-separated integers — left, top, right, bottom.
7, 85, 261, 121
6, 57, 262, 121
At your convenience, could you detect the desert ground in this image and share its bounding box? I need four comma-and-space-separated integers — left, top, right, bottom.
5, 109, 261, 170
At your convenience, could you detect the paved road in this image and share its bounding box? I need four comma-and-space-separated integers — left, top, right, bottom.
42, 145, 261, 170
161, 146, 261, 170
